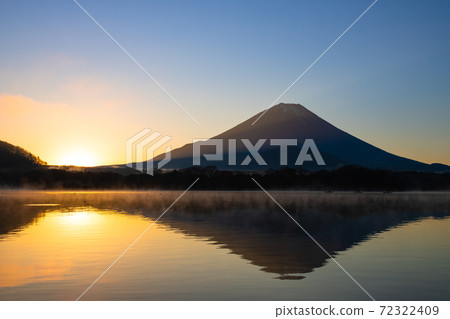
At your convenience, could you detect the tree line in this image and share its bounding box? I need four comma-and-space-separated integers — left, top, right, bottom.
1, 165, 450, 191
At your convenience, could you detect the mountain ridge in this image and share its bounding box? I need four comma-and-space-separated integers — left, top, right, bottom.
0, 140, 47, 170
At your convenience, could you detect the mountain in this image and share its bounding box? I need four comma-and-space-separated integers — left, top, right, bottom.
154, 103, 450, 172
0, 140, 46, 170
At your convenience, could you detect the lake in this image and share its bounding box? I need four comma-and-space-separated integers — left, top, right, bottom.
0, 190, 449, 300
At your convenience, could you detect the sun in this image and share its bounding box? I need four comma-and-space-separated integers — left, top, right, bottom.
58, 150, 98, 167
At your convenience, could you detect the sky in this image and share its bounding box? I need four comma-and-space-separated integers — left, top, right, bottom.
0, 0, 449, 166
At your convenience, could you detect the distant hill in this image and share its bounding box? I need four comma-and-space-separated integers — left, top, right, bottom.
153, 103, 450, 172
0, 140, 46, 170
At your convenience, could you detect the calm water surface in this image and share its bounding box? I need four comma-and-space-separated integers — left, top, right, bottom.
0, 191, 449, 300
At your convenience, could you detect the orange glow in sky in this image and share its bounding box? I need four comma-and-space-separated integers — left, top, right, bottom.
1, 2, 450, 167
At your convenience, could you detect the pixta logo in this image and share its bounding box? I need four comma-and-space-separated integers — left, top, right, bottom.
193, 138, 325, 167
126, 129, 325, 175
126, 128, 172, 175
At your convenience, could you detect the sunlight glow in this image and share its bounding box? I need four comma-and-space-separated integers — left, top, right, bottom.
63, 212, 89, 224
58, 150, 98, 167
57, 211, 96, 227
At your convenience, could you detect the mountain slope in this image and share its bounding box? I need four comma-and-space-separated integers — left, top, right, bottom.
0, 140, 46, 170
155, 103, 449, 172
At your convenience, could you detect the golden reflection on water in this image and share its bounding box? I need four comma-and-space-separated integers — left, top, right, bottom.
0, 209, 153, 289
0, 191, 449, 300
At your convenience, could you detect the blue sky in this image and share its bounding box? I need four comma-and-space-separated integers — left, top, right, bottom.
0, 0, 449, 165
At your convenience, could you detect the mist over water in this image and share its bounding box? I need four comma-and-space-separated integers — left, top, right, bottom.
0, 191, 449, 300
